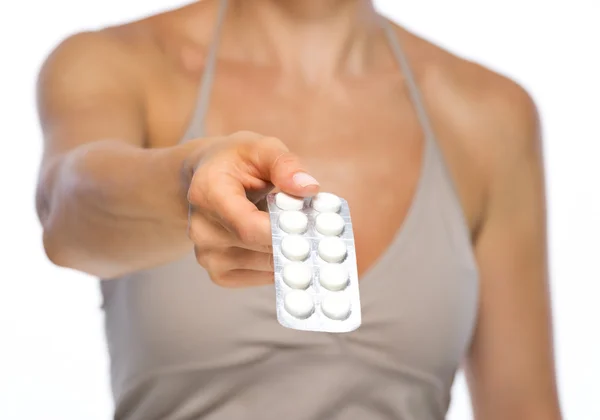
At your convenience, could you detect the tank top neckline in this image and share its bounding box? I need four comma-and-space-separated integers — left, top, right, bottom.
180, 0, 459, 282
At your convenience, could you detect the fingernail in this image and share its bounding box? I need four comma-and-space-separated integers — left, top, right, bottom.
293, 172, 319, 188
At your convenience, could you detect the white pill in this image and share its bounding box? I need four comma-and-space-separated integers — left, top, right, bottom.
284, 290, 315, 319
315, 212, 345, 236
281, 235, 311, 261
319, 263, 349, 291
318, 237, 347, 263
275, 192, 304, 211
282, 262, 312, 289
311, 192, 342, 213
321, 293, 351, 320
278, 211, 308, 234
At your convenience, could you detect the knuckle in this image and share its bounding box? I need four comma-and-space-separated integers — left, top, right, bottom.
259, 136, 286, 150
188, 169, 214, 207
195, 246, 227, 275
194, 246, 211, 268
271, 150, 298, 168
234, 222, 256, 245
210, 272, 230, 287
187, 182, 203, 205
197, 179, 225, 215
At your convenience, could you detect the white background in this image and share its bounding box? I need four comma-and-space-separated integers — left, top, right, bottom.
1, 1, 598, 419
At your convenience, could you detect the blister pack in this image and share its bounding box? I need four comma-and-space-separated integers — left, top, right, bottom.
266, 191, 362, 333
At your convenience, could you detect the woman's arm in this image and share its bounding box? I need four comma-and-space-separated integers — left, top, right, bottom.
36, 31, 204, 279
466, 82, 562, 419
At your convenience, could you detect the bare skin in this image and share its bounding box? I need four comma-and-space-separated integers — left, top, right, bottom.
35, 0, 562, 418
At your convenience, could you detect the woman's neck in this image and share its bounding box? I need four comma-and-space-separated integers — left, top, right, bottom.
228, 0, 383, 83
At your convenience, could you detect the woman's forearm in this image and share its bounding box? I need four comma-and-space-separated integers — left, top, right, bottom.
37, 139, 202, 279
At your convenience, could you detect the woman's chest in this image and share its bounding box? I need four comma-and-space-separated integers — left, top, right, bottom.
208, 87, 427, 274
148, 74, 482, 273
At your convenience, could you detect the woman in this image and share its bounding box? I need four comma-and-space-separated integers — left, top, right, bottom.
35, 0, 562, 419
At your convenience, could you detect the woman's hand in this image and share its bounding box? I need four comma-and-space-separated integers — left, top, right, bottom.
185, 131, 319, 287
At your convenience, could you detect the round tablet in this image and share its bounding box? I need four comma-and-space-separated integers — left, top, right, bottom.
278, 211, 308, 234
318, 237, 347, 263
311, 192, 342, 213
284, 290, 314, 319
275, 192, 304, 211
281, 235, 311, 261
319, 263, 349, 291
321, 293, 351, 320
315, 212, 345, 236
282, 262, 312, 289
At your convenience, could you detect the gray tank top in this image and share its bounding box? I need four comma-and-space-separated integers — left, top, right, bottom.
101, 1, 479, 418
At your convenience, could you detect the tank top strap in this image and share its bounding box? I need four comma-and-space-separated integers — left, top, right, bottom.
382, 19, 475, 266
181, 0, 229, 142
381, 19, 437, 151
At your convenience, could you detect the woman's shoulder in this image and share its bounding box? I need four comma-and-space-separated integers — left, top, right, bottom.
388, 20, 540, 233
47, 1, 220, 79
